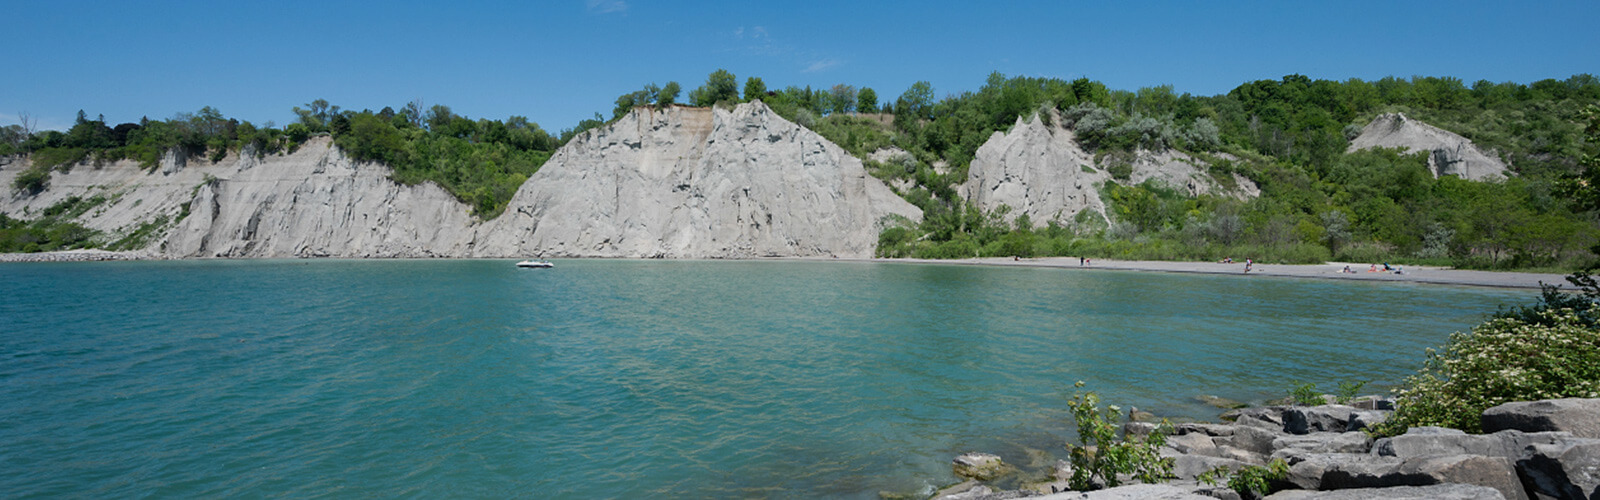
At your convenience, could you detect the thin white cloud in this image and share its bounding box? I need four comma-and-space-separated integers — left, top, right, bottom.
585, 0, 627, 14
803, 59, 841, 73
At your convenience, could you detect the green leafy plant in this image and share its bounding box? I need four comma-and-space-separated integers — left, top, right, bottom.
1371, 305, 1600, 436
1288, 381, 1322, 406
1335, 380, 1368, 405
1065, 381, 1174, 491
1197, 459, 1290, 498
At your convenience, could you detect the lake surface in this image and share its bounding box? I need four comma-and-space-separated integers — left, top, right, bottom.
0, 259, 1531, 498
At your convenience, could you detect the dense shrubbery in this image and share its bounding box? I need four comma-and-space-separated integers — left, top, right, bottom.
328, 104, 558, 217
0, 197, 105, 252
1372, 302, 1600, 435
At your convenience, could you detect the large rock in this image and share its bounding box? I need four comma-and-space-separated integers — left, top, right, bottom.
1482, 398, 1600, 439
1272, 431, 1373, 455
1347, 113, 1508, 180
1285, 405, 1359, 434
473, 102, 921, 258
1373, 428, 1579, 460
1034, 483, 1215, 499
952, 452, 1009, 481
1287, 453, 1407, 490
1288, 453, 1525, 500
1518, 440, 1600, 500
1263, 483, 1507, 499
1230, 426, 1286, 456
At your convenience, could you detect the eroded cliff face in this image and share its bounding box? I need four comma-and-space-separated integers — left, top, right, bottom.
0, 137, 481, 258
961, 113, 1109, 225
1348, 113, 1508, 180
472, 102, 921, 258
961, 113, 1256, 227
162, 138, 479, 258
2, 104, 920, 259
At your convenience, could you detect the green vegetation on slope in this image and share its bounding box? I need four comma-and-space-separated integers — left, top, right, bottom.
609, 70, 1598, 270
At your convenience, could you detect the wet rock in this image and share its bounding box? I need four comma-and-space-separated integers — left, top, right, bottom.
1199, 395, 1248, 409
1481, 398, 1600, 439
953, 452, 1010, 481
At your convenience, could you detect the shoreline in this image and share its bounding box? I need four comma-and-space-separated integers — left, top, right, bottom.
3, 250, 1570, 289
863, 256, 1567, 290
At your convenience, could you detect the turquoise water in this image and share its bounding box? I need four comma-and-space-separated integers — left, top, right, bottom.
0, 260, 1530, 498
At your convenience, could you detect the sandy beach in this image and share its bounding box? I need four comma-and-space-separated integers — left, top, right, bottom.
874, 257, 1571, 290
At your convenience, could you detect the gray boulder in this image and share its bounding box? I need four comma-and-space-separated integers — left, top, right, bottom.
1231, 426, 1285, 456
1036, 483, 1216, 499
1263, 483, 1506, 499
953, 452, 1009, 481
1482, 398, 1600, 439
1348, 410, 1391, 432
1272, 432, 1374, 455
1518, 440, 1600, 500
1287, 453, 1524, 500
1395, 455, 1527, 500
1373, 428, 1578, 460
1170, 432, 1221, 455
1285, 405, 1359, 434
1171, 454, 1252, 481
1178, 423, 1239, 437
1226, 407, 1288, 430
1286, 453, 1407, 490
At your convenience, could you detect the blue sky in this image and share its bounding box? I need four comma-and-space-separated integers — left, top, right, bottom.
4, 1, 1596, 132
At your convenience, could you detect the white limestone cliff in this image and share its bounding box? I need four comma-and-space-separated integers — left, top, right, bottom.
1348, 113, 1508, 180
471, 102, 921, 258
961, 112, 1256, 228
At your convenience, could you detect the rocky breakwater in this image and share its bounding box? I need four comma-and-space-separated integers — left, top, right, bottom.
472, 102, 921, 258
962, 111, 1256, 229
1348, 113, 1508, 180
935, 397, 1600, 500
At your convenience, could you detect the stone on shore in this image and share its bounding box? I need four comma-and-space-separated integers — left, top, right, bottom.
1481, 398, 1600, 439
1284, 405, 1358, 434
1262, 483, 1506, 499
1518, 439, 1600, 500
953, 452, 1009, 481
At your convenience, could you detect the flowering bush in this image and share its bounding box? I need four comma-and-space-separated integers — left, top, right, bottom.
1374, 306, 1600, 435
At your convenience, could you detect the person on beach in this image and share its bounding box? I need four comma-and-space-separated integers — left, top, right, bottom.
1342, 265, 1353, 274
1244, 258, 1253, 274
1079, 257, 1085, 266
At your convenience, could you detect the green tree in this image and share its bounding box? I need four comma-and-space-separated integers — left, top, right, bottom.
659, 81, 682, 106
743, 77, 767, 102
857, 87, 878, 113
692, 69, 739, 106
828, 84, 856, 115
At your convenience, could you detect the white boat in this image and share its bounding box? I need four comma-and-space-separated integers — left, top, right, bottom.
515, 259, 554, 269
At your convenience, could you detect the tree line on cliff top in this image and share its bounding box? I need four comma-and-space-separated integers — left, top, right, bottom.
5, 71, 1600, 270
